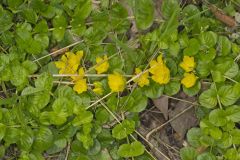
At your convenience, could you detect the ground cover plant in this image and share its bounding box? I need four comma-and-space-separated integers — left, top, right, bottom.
0, 0, 240, 159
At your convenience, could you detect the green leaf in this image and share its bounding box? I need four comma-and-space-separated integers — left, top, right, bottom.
52, 14, 67, 28
0, 123, 6, 141
226, 105, 240, 122
34, 20, 48, 33
4, 128, 19, 145
218, 85, 239, 106
95, 108, 109, 124
187, 128, 203, 147
22, 60, 38, 74
182, 4, 200, 23
0, 7, 13, 34
230, 129, 240, 145
73, 0, 92, 19
197, 61, 213, 77
47, 138, 67, 154
199, 88, 217, 108
7, 0, 24, 9
180, 147, 197, 160
49, 111, 68, 125
88, 139, 101, 155
199, 135, 215, 146
29, 91, 50, 110
129, 88, 148, 112
34, 34, 49, 49
198, 48, 216, 62
77, 133, 93, 150
17, 129, 33, 151
118, 141, 145, 158
52, 98, 73, 116
224, 148, 239, 160
161, 0, 179, 19
209, 109, 227, 127
199, 31, 217, 48
10, 64, 29, 89
72, 110, 93, 126
0, 109, 2, 121
214, 58, 237, 77
110, 3, 130, 33
134, 0, 154, 30
32, 127, 53, 152
35, 72, 53, 91
0, 146, 5, 158
218, 36, 231, 56
53, 28, 66, 42
224, 61, 239, 78
70, 18, 86, 36
169, 42, 180, 57
217, 132, 232, 148
1, 31, 14, 46
164, 81, 180, 96
41, 5, 55, 18
30, 0, 47, 13
211, 71, 225, 82
209, 127, 222, 140
21, 8, 38, 24
21, 86, 43, 96
112, 119, 135, 140
26, 39, 42, 55
143, 81, 164, 99
64, 0, 79, 10
183, 38, 200, 56
197, 152, 216, 160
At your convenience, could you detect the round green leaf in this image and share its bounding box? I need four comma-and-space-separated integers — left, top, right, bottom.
143, 81, 164, 99
218, 85, 239, 106
134, 0, 154, 30
209, 109, 227, 127
117, 141, 145, 158
112, 119, 135, 140
199, 31, 217, 48
218, 36, 231, 56
180, 147, 197, 160
187, 128, 203, 147
164, 81, 180, 96
199, 88, 217, 108
32, 127, 53, 152
197, 152, 216, 160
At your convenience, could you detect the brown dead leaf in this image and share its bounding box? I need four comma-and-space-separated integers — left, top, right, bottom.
169, 98, 198, 140
209, 4, 237, 28
50, 47, 69, 58
153, 96, 169, 120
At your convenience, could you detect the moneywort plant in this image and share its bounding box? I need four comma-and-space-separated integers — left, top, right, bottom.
0, 0, 240, 159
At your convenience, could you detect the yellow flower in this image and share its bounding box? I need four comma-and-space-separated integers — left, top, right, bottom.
149, 55, 170, 85
180, 56, 195, 72
55, 51, 84, 74
149, 55, 164, 75
181, 72, 198, 88
108, 72, 126, 92
93, 81, 104, 95
73, 78, 88, 94
95, 55, 109, 74
133, 68, 149, 87
72, 67, 85, 81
